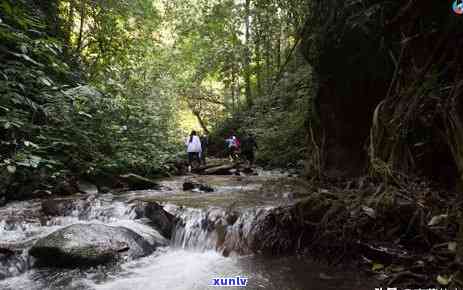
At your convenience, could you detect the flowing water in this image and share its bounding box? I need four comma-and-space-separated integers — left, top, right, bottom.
0, 172, 375, 290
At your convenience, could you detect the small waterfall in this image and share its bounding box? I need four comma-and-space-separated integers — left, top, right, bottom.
171, 206, 272, 255
0, 195, 158, 280
172, 207, 225, 250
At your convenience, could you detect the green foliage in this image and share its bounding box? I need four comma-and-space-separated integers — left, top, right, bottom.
212, 52, 312, 168
0, 0, 183, 202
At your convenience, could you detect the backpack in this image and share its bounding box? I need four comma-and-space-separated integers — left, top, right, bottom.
234, 138, 240, 149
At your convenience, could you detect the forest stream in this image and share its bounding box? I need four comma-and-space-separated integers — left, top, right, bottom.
0, 170, 374, 290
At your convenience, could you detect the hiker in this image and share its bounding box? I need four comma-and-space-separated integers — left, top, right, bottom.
200, 133, 209, 165
225, 135, 240, 161
241, 133, 258, 166
185, 130, 202, 172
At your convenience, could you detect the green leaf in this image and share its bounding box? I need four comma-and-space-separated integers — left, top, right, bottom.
0, 1, 12, 16
78, 111, 93, 118
39, 77, 53, 87
16, 155, 42, 168
20, 44, 27, 54
11, 53, 44, 67
437, 275, 452, 286
372, 263, 384, 271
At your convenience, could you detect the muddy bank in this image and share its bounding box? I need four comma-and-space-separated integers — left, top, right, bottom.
247, 177, 463, 288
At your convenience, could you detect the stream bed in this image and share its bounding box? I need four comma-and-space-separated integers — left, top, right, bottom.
0, 171, 375, 290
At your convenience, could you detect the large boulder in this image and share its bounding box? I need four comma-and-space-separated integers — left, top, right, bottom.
29, 224, 155, 267
52, 180, 79, 196
132, 201, 177, 239
77, 181, 98, 195
119, 174, 160, 190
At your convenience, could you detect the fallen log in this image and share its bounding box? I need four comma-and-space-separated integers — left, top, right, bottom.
202, 164, 236, 175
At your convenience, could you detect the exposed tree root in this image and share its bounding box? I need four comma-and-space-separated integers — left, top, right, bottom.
250, 177, 462, 288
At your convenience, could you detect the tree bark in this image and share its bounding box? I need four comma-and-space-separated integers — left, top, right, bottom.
255, 37, 263, 99
244, 0, 252, 107
76, 0, 86, 53
64, 0, 75, 54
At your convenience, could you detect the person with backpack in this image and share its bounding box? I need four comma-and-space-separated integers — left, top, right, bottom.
185, 130, 202, 172
225, 135, 240, 162
241, 133, 258, 166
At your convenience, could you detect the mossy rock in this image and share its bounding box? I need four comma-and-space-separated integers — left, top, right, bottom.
29, 224, 156, 267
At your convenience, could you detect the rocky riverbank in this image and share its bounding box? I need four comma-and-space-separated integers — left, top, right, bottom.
243, 177, 463, 289
1, 162, 458, 289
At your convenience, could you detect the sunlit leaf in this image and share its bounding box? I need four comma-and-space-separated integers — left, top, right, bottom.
437, 275, 452, 286
428, 214, 448, 226
372, 263, 384, 271
24, 141, 39, 148
78, 111, 93, 118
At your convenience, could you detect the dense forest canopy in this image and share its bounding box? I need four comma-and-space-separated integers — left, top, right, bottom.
2, 0, 463, 197
0, 0, 312, 202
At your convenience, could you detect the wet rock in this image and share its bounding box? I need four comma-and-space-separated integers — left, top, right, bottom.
33, 189, 52, 198
0, 248, 30, 280
119, 174, 160, 190
132, 201, 177, 239
182, 182, 195, 191
282, 192, 295, 199
98, 186, 111, 194
41, 199, 90, 217
53, 180, 79, 195
241, 167, 255, 174
29, 224, 155, 267
77, 181, 98, 195
182, 181, 214, 192
2, 217, 24, 231
225, 211, 239, 225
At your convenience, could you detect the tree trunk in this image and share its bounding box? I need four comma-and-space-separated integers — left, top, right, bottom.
64, 0, 75, 53
255, 33, 263, 99
76, 0, 86, 53
231, 69, 236, 111
244, 0, 252, 108
265, 31, 271, 96
276, 22, 281, 70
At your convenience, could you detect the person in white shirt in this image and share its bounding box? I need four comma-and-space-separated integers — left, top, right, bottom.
185, 130, 202, 172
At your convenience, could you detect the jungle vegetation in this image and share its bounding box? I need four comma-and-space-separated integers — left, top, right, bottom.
1, 0, 463, 235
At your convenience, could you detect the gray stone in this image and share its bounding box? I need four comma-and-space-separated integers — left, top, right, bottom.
29, 224, 156, 267
132, 201, 177, 239
119, 174, 160, 190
